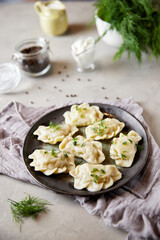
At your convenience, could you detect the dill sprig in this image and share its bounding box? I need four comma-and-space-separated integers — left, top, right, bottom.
8, 194, 51, 227
95, 0, 160, 63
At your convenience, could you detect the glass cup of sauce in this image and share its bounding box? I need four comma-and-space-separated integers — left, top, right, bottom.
71, 36, 95, 72
13, 37, 51, 77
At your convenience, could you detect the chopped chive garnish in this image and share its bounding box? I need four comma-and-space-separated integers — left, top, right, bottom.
51, 149, 56, 156
99, 120, 107, 128
81, 142, 86, 147
122, 141, 127, 145
49, 122, 60, 131
64, 153, 68, 158
90, 174, 99, 183
53, 125, 60, 132
75, 106, 81, 112
73, 137, 78, 146
44, 151, 48, 154
92, 127, 97, 133
73, 141, 77, 146
98, 128, 105, 136
91, 168, 98, 173
100, 169, 105, 174
121, 153, 127, 159
49, 121, 54, 127
128, 139, 133, 143
136, 144, 144, 151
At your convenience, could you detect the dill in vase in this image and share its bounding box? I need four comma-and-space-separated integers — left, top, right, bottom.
95, 0, 160, 63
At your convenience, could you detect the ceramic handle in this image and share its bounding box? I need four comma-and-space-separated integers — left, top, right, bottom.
34, 1, 43, 15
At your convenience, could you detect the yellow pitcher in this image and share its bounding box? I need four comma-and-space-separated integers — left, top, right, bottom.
35, 1, 68, 36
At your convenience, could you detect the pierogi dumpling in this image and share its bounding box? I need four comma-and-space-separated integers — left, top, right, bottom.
110, 130, 142, 167
34, 123, 78, 144
29, 149, 75, 176
85, 118, 125, 140
63, 103, 103, 127
69, 163, 122, 192
59, 135, 105, 164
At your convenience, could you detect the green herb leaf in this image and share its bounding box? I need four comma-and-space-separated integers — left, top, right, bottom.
81, 142, 86, 147
8, 194, 51, 227
49, 122, 60, 131
92, 127, 97, 133
136, 143, 144, 151
121, 153, 127, 159
73, 137, 78, 146
54, 125, 60, 132
51, 149, 56, 156
91, 168, 99, 173
75, 106, 81, 112
122, 141, 127, 145
100, 169, 105, 174
128, 139, 133, 143
64, 153, 68, 158
90, 174, 99, 183
95, 0, 160, 63
98, 128, 105, 136
49, 121, 54, 127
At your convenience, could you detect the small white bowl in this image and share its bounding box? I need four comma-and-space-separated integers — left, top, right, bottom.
0, 63, 21, 94
95, 15, 123, 48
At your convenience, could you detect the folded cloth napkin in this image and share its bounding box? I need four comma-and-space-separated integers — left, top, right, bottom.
0, 97, 160, 240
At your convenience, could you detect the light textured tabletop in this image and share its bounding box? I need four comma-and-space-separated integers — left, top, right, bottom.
0, 2, 160, 240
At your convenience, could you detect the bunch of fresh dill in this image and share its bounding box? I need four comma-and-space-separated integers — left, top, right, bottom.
8, 194, 51, 228
95, 0, 160, 63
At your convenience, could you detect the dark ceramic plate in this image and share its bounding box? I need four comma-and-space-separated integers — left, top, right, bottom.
23, 103, 149, 196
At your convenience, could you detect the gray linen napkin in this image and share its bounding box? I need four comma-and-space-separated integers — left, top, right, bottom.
0, 98, 160, 240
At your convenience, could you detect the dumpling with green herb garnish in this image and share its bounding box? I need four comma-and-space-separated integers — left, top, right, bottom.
69, 163, 122, 192
63, 103, 103, 126
110, 130, 142, 167
29, 149, 75, 175
85, 118, 125, 140
59, 135, 105, 164
33, 122, 78, 144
